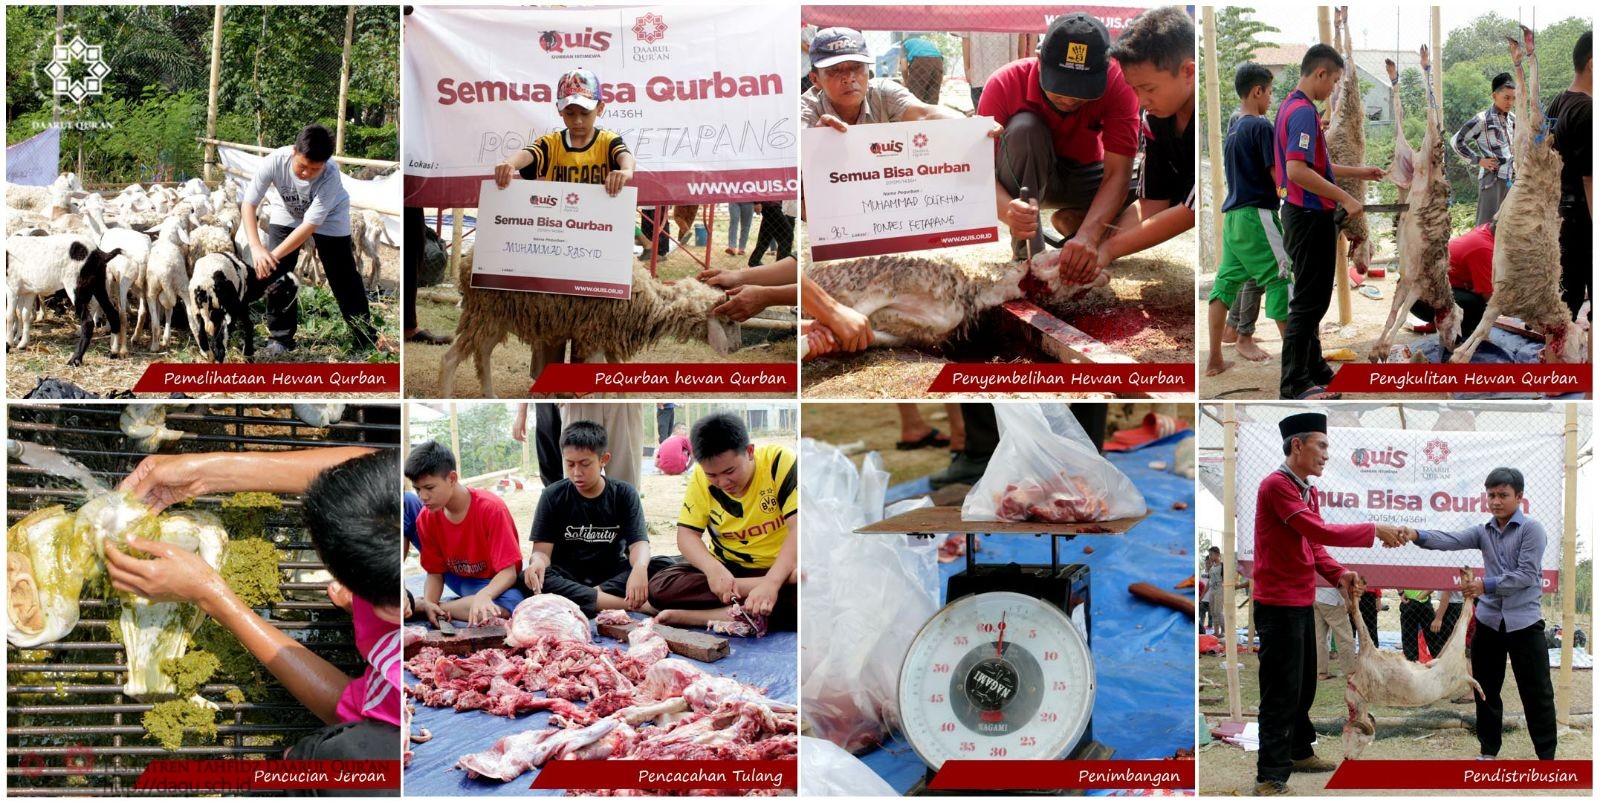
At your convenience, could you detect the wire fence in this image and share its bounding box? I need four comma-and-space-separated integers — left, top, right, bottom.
5, 4, 398, 187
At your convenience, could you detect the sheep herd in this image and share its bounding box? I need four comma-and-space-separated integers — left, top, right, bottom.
4, 171, 392, 369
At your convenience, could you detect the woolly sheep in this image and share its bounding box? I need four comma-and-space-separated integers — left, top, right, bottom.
350, 209, 391, 289
143, 215, 192, 352
84, 207, 152, 357
188, 252, 253, 363
436, 247, 741, 398
5, 233, 124, 363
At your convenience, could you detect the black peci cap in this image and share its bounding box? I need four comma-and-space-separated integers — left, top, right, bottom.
1278, 412, 1328, 440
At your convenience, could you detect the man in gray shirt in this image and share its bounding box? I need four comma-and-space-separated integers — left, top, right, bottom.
1397, 467, 1556, 760
241, 124, 382, 356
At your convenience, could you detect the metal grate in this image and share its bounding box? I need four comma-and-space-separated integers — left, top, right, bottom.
6, 403, 399, 795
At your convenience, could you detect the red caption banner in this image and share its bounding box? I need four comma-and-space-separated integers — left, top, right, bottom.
530, 363, 797, 394
132, 364, 399, 394
133, 759, 399, 791
1326, 364, 1592, 394
927, 364, 1194, 394
529, 759, 795, 791
1325, 759, 1591, 790
928, 759, 1194, 791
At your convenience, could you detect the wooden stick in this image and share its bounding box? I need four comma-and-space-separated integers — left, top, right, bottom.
1129, 582, 1196, 618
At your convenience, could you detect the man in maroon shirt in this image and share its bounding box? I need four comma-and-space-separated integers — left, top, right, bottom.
1250, 412, 1403, 795
980, 12, 1140, 270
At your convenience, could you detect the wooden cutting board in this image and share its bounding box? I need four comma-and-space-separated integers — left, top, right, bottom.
597, 620, 730, 663
856, 505, 1148, 535
403, 624, 508, 660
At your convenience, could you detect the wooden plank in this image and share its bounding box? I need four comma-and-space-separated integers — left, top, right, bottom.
997, 300, 1189, 400
856, 505, 1148, 535
597, 621, 730, 663
403, 625, 507, 660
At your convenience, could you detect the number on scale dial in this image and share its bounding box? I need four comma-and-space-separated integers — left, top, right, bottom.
897, 591, 1094, 769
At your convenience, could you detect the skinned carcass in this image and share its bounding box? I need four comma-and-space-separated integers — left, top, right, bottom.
1451, 27, 1585, 365
801, 249, 1102, 359
1341, 568, 1484, 759
504, 594, 591, 646
1370, 46, 1461, 361
1325, 6, 1375, 275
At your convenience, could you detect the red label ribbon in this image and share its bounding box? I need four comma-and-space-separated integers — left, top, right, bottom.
1325, 759, 1591, 790
927, 363, 1195, 394
928, 759, 1195, 791
131, 363, 399, 394
132, 760, 400, 791
530, 363, 797, 394
529, 759, 796, 791
1326, 364, 1591, 394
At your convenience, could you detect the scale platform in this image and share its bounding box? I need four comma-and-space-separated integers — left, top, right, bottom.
856, 506, 1148, 536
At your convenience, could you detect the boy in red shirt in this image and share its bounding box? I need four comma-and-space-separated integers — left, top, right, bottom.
405, 441, 525, 626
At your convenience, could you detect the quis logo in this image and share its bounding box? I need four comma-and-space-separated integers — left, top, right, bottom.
1351, 446, 1408, 470
868, 141, 903, 155
529, 195, 559, 207
538, 28, 613, 54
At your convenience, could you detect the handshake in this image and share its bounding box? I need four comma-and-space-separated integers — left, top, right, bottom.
1374, 524, 1418, 548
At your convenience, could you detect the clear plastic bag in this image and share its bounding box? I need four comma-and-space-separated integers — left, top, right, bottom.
800, 439, 940, 754
799, 735, 900, 796
962, 404, 1146, 522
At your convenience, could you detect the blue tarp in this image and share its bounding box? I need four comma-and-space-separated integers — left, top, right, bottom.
864, 432, 1198, 793
402, 575, 797, 796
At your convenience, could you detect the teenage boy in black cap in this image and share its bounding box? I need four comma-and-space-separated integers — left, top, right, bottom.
1250, 411, 1402, 795
980, 12, 1140, 272
1451, 72, 1518, 226
1274, 46, 1386, 400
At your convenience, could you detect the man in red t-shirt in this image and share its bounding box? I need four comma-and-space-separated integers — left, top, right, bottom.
1249, 412, 1403, 794
404, 441, 525, 626
980, 12, 1140, 269
1410, 222, 1495, 341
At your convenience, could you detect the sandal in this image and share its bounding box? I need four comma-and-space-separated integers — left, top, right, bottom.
896, 427, 952, 450
1293, 386, 1343, 401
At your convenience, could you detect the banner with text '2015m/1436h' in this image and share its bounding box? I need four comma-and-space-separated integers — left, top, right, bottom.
402, 4, 799, 208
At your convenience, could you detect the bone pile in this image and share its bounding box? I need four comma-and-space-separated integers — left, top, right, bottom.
993, 473, 1112, 522
404, 596, 796, 786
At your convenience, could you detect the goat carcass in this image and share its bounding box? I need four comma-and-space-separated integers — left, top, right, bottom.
1326, 6, 1374, 275
504, 594, 591, 647
1342, 568, 1484, 759
456, 718, 623, 781
1452, 27, 1585, 365
1371, 46, 1461, 361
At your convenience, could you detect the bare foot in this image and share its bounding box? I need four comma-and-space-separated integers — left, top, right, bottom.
1222, 324, 1239, 345
654, 607, 733, 628
1235, 336, 1271, 362
1205, 357, 1233, 377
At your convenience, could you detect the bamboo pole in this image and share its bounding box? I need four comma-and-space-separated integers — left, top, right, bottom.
1316, 7, 1352, 325
449, 211, 465, 278
53, 5, 62, 125
204, 5, 224, 184
1222, 403, 1242, 722
1430, 8, 1443, 113
1202, 7, 1224, 269
1557, 404, 1577, 724
449, 403, 461, 465
335, 5, 356, 155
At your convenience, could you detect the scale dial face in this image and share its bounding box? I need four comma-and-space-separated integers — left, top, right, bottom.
898, 591, 1094, 768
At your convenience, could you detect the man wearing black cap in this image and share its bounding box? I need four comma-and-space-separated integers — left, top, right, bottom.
979, 12, 1140, 271
1451, 72, 1517, 226
1250, 412, 1403, 795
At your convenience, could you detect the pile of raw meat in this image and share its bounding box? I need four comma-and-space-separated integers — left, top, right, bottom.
992, 472, 1112, 523
404, 595, 796, 786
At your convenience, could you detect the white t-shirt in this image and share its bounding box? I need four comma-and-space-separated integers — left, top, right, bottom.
242, 146, 351, 237
1314, 586, 1346, 607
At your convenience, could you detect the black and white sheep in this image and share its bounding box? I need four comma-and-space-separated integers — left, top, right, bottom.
187, 252, 253, 363
5, 233, 124, 365
436, 247, 740, 397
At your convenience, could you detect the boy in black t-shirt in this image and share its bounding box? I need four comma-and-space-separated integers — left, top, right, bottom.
522, 421, 674, 618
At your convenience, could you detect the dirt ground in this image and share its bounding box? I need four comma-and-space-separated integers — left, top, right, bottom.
403, 208, 798, 399
801, 229, 1197, 398
400, 436, 796, 583
1198, 649, 1593, 796
6, 242, 401, 399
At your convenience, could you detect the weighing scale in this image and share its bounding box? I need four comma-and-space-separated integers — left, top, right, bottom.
858, 510, 1146, 794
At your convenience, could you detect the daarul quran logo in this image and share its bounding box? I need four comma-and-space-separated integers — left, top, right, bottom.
47, 36, 110, 104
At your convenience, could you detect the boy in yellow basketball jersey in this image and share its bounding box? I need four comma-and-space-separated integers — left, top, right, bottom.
492, 68, 636, 194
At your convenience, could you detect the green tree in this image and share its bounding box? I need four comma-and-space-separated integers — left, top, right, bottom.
1198, 6, 1281, 157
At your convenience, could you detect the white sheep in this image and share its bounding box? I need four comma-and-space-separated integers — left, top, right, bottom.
143, 215, 192, 351
436, 247, 740, 398
188, 225, 235, 271
351, 209, 391, 289
5, 232, 125, 361
82, 207, 152, 357
188, 252, 253, 362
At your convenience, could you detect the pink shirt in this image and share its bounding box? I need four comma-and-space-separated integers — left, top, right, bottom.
655, 434, 691, 475
335, 596, 402, 727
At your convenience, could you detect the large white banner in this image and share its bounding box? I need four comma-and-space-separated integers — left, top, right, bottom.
472, 179, 637, 297
6, 126, 61, 186
802, 117, 998, 261
403, 5, 800, 207
1233, 424, 1564, 591
218, 146, 401, 243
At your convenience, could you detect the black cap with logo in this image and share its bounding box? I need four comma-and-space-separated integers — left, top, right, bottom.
1039, 12, 1111, 100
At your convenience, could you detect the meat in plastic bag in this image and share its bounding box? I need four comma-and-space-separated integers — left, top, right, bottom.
799, 735, 900, 796
962, 404, 1146, 523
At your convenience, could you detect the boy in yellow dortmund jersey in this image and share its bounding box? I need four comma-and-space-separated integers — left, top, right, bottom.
649, 412, 798, 632
492, 68, 637, 194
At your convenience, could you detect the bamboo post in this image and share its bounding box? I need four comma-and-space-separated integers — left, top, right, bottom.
1316, 7, 1352, 325
449, 210, 465, 278
1222, 403, 1242, 722
401, 405, 411, 465
52, 5, 62, 125
335, 5, 356, 155
204, 5, 224, 185
1202, 7, 1224, 269
1430, 8, 1444, 113
1557, 405, 1578, 724
449, 403, 461, 464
